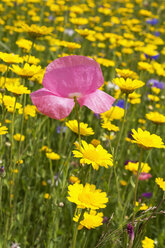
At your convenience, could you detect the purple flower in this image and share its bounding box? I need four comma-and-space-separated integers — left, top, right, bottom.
94, 113, 100, 119
144, 53, 159, 60
102, 216, 108, 223
115, 99, 129, 109
146, 18, 158, 25
56, 126, 67, 134
154, 31, 160, 37
127, 224, 134, 241
147, 79, 164, 89
141, 192, 153, 198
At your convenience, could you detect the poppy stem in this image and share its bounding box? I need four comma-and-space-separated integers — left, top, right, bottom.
74, 97, 81, 148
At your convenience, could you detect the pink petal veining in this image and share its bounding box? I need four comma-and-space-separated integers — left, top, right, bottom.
30, 56, 115, 120
77, 89, 115, 113
31, 88, 75, 120
42, 56, 104, 97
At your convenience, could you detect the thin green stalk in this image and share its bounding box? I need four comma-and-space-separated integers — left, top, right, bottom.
109, 94, 128, 206
18, 82, 27, 161
74, 97, 81, 147
114, 94, 128, 161
10, 95, 17, 167
132, 148, 143, 226
71, 209, 85, 248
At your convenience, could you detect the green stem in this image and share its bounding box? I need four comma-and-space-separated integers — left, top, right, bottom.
110, 94, 128, 207
114, 94, 128, 161
72, 209, 84, 248
132, 148, 143, 227
10, 96, 17, 167
74, 97, 81, 147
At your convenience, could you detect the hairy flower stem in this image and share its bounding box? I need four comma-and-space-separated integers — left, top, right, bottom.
72, 209, 84, 248
18, 79, 27, 161
132, 149, 143, 226
114, 94, 128, 162
111, 94, 128, 207
74, 97, 81, 147
10, 96, 17, 167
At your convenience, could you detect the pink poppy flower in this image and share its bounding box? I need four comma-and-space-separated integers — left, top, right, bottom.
30, 56, 115, 120
139, 173, 152, 181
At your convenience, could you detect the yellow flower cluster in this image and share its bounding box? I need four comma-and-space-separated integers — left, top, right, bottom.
125, 161, 151, 173
142, 236, 155, 248
21, 24, 53, 38
73, 140, 113, 170
112, 78, 145, 94
131, 128, 165, 149
66, 120, 94, 136
146, 112, 165, 124
155, 177, 165, 191
67, 183, 108, 229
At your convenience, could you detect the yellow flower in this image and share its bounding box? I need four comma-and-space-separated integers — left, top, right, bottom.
0, 52, 23, 64
148, 94, 160, 102
10, 63, 42, 78
138, 62, 154, 73
46, 152, 60, 160
66, 120, 94, 136
70, 17, 88, 25
60, 41, 81, 50
101, 120, 119, 132
2, 95, 22, 112
146, 112, 165, 124
142, 237, 155, 248
138, 119, 146, 124
115, 68, 138, 79
73, 210, 103, 230
23, 55, 40, 65
42, 181, 47, 186
94, 57, 115, 67
151, 87, 160, 95
112, 77, 145, 93
16, 38, 32, 52
30, 69, 45, 84
0, 64, 7, 73
155, 177, 165, 191
75, 28, 96, 37
91, 139, 100, 147
16, 160, 23, 164
125, 161, 151, 173
6, 82, 30, 95
69, 176, 80, 184
13, 133, 25, 141
67, 183, 108, 209
44, 193, 51, 199
18, 105, 36, 120
73, 140, 113, 170
136, 202, 149, 211
0, 123, 8, 135
40, 146, 52, 153
101, 106, 124, 121
131, 128, 165, 149
22, 24, 53, 38
128, 92, 141, 104
120, 180, 127, 186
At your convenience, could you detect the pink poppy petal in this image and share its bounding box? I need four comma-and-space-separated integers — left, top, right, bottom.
30, 88, 75, 120
43, 56, 104, 98
77, 89, 115, 113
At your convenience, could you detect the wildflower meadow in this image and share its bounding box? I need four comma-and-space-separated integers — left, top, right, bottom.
0, 0, 165, 247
